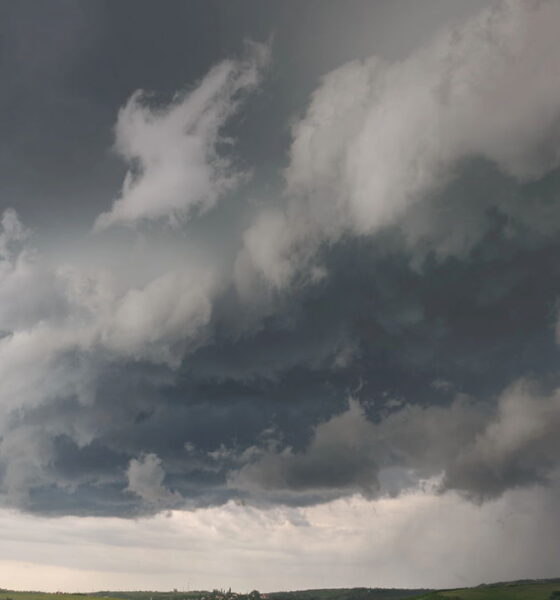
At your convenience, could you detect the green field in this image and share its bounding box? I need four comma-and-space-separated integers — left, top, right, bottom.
417, 580, 560, 600
0, 594, 202, 600
0, 595, 122, 600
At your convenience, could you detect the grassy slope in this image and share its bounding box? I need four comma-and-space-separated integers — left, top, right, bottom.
417, 581, 560, 599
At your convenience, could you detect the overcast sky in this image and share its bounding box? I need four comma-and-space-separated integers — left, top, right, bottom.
2, 0, 560, 593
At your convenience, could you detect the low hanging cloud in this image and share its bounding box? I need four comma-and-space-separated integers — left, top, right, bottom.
3, 483, 560, 592
229, 399, 382, 502
229, 382, 560, 505
95, 41, 269, 229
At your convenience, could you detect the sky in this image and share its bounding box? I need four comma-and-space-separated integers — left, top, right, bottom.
1, 0, 560, 592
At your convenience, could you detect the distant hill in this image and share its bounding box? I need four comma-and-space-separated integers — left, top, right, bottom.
2, 578, 560, 600
268, 588, 428, 600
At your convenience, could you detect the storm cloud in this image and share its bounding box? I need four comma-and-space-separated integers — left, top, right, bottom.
1, 0, 560, 551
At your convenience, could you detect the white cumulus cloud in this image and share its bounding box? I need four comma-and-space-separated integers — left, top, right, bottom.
241, 0, 560, 287
95, 42, 269, 229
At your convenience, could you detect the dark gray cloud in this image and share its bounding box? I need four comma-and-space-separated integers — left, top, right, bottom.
0, 0, 486, 229
1, 0, 560, 523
